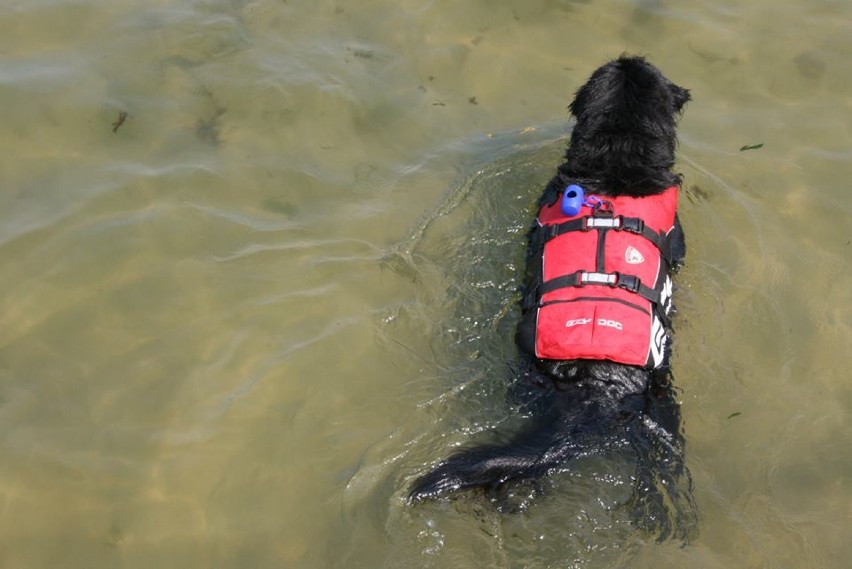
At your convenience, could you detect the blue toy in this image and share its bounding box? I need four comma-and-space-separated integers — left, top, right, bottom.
561, 184, 585, 216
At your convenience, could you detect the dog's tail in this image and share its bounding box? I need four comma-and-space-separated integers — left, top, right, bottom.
408, 400, 608, 502
407, 376, 698, 540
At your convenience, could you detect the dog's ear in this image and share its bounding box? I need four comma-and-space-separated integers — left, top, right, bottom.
568, 86, 588, 119
670, 83, 691, 113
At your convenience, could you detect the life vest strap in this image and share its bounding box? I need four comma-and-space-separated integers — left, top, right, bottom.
538, 271, 662, 305
536, 215, 672, 263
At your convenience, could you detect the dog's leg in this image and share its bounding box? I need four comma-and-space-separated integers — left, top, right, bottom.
627, 381, 698, 542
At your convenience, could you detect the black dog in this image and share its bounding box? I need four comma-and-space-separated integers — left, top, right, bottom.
409, 56, 696, 540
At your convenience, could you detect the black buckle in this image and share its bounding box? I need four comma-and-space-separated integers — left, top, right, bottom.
616, 273, 641, 292
618, 216, 644, 233
546, 224, 560, 240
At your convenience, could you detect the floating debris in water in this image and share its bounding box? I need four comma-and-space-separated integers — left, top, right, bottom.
685, 184, 710, 203
468, 96, 478, 105
727, 411, 742, 419
112, 111, 128, 133
739, 143, 764, 152
350, 48, 375, 60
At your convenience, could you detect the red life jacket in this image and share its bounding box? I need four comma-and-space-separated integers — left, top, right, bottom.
516, 186, 678, 369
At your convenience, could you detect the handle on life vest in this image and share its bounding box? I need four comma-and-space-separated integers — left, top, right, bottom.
561, 185, 584, 216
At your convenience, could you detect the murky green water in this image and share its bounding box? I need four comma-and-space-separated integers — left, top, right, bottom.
1, 0, 850, 567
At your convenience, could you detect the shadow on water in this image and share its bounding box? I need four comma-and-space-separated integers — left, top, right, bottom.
332, 133, 698, 568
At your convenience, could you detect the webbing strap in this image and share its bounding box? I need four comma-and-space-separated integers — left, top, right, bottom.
538, 215, 672, 263
538, 271, 662, 305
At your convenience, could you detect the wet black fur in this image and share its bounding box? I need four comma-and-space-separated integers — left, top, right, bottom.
408, 56, 696, 539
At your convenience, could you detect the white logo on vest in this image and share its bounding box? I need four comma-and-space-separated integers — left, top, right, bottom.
625, 246, 645, 264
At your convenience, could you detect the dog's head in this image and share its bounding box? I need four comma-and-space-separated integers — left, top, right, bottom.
562, 55, 690, 197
